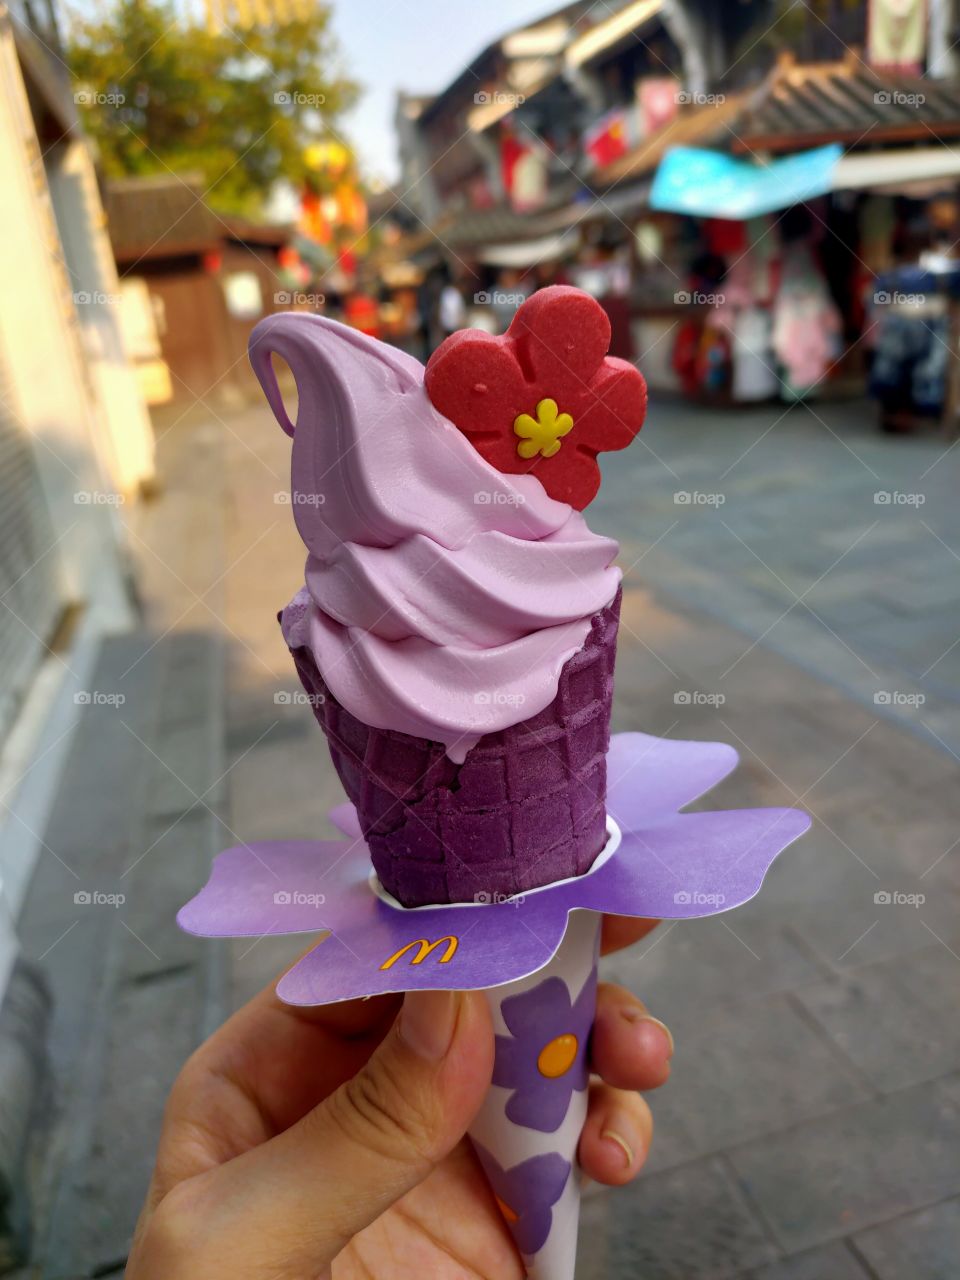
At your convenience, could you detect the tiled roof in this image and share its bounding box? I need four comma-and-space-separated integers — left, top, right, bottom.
732, 55, 960, 152
595, 55, 960, 190
221, 216, 291, 248
432, 191, 578, 248
105, 175, 220, 263
419, 0, 620, 125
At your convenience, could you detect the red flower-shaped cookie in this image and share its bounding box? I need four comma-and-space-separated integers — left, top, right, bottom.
424, 285, 647, 508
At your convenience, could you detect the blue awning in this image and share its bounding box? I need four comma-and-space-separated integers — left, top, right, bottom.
650, 144, 844, 220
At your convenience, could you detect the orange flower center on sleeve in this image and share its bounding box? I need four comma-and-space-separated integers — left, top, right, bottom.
495, 1195, 520, 1224
536, 1032, 579, 1078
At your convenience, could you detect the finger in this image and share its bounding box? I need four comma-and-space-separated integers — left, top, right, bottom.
152, 981, 402, 1205
590, 983, 673, 1091
166, 989, 494, 1278
173, 951, 402, 1131
601, 914, 660, 955
579, 1083, 653, 1185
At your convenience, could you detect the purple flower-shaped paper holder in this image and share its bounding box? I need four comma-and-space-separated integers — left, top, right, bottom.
179, 731, 809, 1278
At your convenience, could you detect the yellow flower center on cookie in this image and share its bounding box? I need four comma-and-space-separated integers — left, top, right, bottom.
513, 398, 574, 460
537, 1032, 579, 1078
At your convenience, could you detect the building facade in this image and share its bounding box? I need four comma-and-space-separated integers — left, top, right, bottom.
0, 0, 154, 991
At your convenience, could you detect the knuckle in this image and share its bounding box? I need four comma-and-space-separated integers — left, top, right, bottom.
323, 1056, 438, 1169
599, 982, 648, 1015
167, 1046, 213, 1113
141, 1181, 211, 1272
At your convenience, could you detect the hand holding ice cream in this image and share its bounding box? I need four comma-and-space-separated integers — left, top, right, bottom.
179, 283, 808, 1279
127, 941, 671, 1280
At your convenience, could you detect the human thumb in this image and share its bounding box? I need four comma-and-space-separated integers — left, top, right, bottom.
173, 990, 494, 1277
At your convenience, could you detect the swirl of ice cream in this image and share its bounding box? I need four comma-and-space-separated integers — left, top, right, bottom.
250, 313, 620, 762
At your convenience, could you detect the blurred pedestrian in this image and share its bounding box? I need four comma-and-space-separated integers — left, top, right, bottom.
419, 263, 468, 352
439, 272, 467, 338
490, 267, 527, 333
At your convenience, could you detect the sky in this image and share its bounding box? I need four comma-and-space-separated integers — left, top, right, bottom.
328, 0, 564, 185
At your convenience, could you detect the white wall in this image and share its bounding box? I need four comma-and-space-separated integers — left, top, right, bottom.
0, 14, 149, 978
46, 136, 156, 498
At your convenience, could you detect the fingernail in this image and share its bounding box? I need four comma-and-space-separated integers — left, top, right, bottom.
646, 1015, 675, 1057
600, 1124, 635, 1171
398, 990, 460, 1061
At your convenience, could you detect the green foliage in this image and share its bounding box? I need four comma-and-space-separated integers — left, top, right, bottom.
65, 0, 358, 214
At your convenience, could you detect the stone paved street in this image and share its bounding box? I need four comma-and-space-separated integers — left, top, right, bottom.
598, 397, 960, 758
14, 391, 960, 1278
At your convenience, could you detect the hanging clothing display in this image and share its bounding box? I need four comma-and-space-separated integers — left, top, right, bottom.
868, 0, 927, 73
732, 307, 779, 402
772, 246, 843, 398
667, 213, 856, 404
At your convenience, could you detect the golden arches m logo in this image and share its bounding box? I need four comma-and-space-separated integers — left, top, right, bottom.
379, 936, 459, 971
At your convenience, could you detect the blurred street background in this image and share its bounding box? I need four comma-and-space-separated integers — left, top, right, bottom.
1, 0, 959, 1277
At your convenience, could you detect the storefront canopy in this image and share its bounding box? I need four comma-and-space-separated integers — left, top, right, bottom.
832, 146, 960, 192
650, 144, 843, 220
651, 141, 960, 220
478, 231, 579, 267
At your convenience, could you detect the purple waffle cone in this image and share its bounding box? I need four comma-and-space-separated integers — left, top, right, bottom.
288, 589, 620, 906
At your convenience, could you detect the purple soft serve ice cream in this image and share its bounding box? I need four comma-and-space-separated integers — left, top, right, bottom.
250, 290, 646, 905
253, 314, 621, 762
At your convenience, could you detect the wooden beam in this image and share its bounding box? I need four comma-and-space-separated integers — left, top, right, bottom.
731, 122, 960, 153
